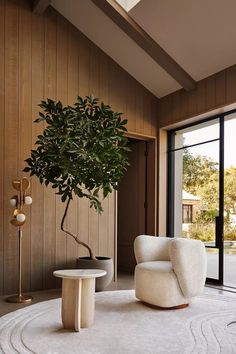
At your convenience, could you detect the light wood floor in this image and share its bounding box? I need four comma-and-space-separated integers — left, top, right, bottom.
0, 272, 235, 317
0, 272, 134, 317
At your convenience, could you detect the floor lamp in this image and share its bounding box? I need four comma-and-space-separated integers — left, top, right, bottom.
6, 177, 33, 303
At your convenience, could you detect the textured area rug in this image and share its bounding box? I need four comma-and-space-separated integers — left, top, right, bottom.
0, 290, 236, 354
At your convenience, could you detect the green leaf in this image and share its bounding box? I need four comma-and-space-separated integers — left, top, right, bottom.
61, 193, 67, 202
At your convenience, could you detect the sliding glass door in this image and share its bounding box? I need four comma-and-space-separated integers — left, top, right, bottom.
168, 118, 224, 284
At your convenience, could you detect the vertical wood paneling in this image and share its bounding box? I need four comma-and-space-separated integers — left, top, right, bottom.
187, 88, 198, 118
98, 50, 109, 257
77, 32, 90, 258
143, 91, 152, 136
178, 89, 188, 120
88, 43, 99, 257
172, 90, 181, 123
120, 70, 127, 118
89, 44, 99, 97
151, 96, 158, 137
116, 66, 126, 117
137, 142, 145, 233
205, 75, 215, 111
226, 65, 236, 103
78, 32, 90, 97
55, 14, 68, 272
135, 83, 144, 133
157, 95, 172, 127
99, 51, 109, 103
4, 0, 19, 295
108, 62, 118, 111
18, 0, 32, 292
77, 198, 89, 258
108, 191, 115, 260
0, 0, 5, 294
158, 65, 236, 128
43, 7, 57, 289
147, 140, 156, 235
0, 0, 158, 295
98, 195, 109, 256
215, 70, 226, 107
66, 24, 79, 267
31, 10, 44, 291
126, 76, 136, 132
196, 80, 206, 114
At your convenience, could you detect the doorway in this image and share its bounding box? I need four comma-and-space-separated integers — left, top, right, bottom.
168, 109, 236, 286
117, 137, 156, 274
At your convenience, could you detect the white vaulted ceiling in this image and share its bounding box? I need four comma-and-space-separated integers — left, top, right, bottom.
129, 0, 236, 82
51, 0, 236, 98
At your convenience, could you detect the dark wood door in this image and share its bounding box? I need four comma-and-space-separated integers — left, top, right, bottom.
117, 140, 146, 273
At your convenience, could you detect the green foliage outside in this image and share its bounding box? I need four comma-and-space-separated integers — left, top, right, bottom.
183, 149, 218, 197
183, 223, 236, 243
183, 224, 215, 242
183, 150, 236, 242
224, 225, 236, 241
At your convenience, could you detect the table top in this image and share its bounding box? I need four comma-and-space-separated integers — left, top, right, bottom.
53, 269, 107, 280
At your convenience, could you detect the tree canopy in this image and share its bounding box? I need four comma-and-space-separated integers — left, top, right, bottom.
183, 149, 218, 196
183, 150, 236, 216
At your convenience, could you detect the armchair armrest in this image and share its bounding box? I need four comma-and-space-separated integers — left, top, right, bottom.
134, 235, 172, 264
170, 238, 207, 298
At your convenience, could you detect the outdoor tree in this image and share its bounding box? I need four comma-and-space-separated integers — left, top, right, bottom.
183, 151, 236, 241
184, 151, 236, 216
224, 167, 236, 214
183, 149, 218, 196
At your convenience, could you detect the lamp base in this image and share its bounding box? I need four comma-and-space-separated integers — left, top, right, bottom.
6, 294, 33, 303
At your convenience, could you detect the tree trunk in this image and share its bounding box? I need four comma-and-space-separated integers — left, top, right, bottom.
60, 198, 96, 260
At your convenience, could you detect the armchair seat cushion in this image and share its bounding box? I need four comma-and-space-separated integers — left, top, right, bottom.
135, 261, 190, 308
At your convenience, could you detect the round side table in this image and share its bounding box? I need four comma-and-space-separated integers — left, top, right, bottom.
53, 269, 106, 332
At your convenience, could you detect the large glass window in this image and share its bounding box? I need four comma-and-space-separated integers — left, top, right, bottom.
168, 118, 223, 283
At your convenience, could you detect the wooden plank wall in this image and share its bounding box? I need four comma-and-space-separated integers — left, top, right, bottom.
0, 0, 158, 295
158, 65, 236, 127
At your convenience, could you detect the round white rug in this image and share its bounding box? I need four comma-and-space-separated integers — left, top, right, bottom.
0, 290, 236, 354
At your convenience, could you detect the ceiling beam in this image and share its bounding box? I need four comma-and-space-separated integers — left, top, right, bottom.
91, 0, 196, 91
33, 0, 51, 14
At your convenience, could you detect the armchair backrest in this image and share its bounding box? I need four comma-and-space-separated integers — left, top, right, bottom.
170, 238, 206, 298
134, 235, 172, 264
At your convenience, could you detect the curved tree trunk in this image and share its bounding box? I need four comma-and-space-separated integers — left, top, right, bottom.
60, 198, 96, 260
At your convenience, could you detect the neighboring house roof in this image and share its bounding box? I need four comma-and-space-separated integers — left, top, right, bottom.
182, 190, 200, 201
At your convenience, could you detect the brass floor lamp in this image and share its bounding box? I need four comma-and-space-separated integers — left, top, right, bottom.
7, 177, 33, 303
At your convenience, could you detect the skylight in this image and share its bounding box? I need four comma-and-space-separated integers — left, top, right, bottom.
115, 0, 141, 12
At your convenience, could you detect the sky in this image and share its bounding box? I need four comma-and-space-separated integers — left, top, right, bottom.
178, 115, 236, 169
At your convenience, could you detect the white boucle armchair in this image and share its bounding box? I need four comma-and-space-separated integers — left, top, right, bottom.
134, 235, 207, 308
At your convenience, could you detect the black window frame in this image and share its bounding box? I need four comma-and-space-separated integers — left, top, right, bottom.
167, 108, 236, 285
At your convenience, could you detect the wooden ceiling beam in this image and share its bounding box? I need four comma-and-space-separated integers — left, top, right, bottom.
33, 0, 51, 14
91, 0, 196, 91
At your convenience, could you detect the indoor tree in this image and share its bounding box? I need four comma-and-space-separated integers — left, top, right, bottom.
24, 96, 130, 260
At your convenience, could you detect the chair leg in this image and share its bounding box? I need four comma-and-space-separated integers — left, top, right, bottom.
141, 301, 189, 310
171, 304, 189, 310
